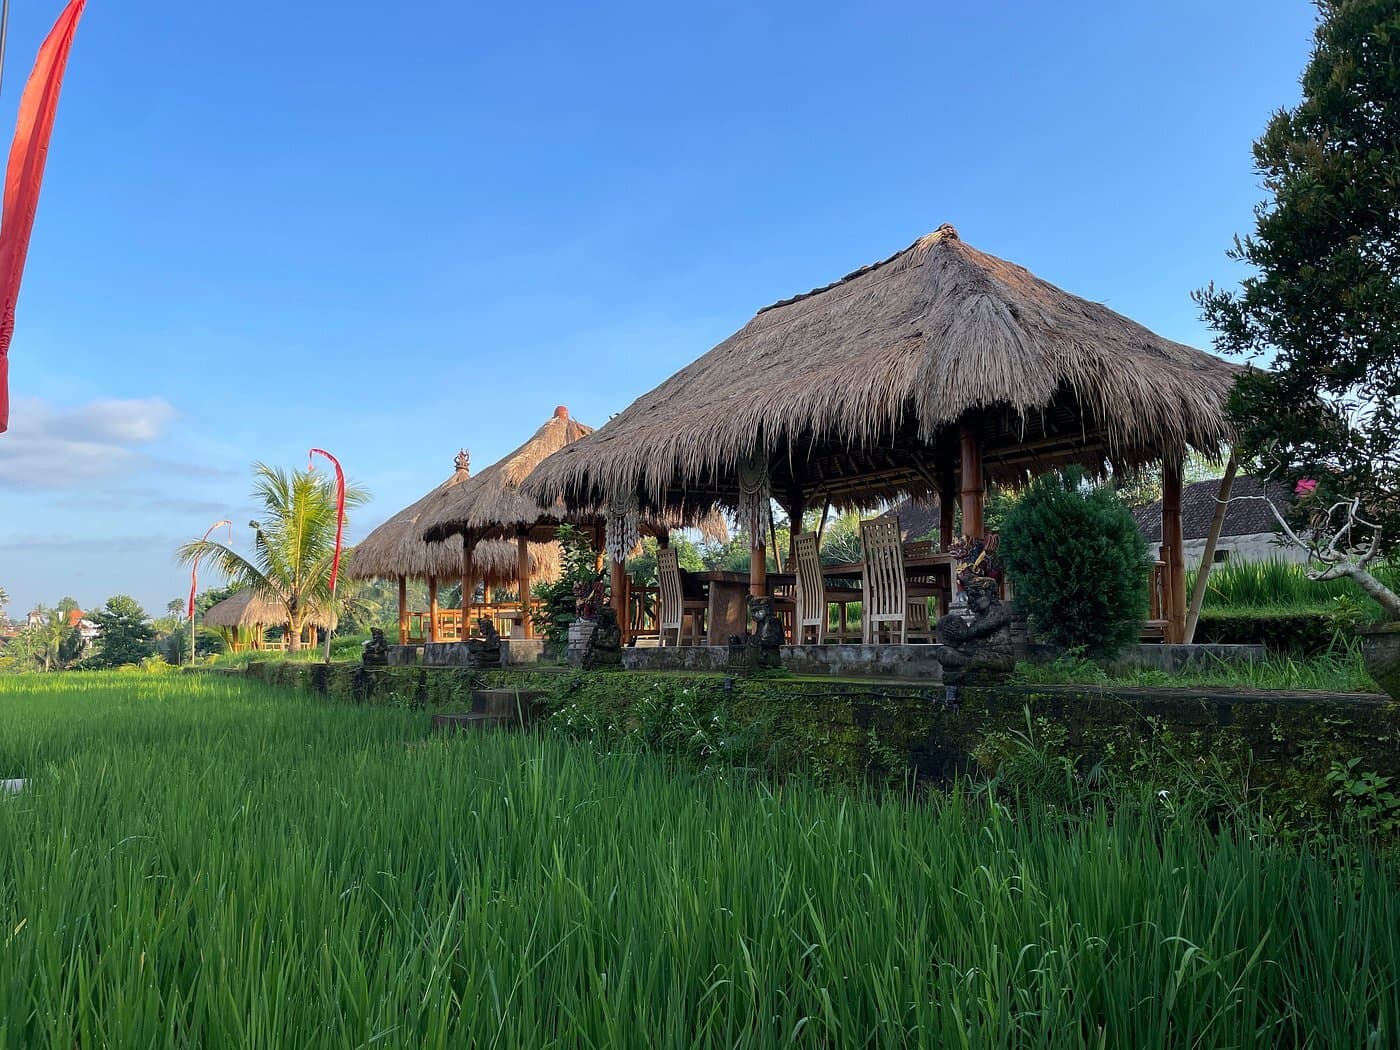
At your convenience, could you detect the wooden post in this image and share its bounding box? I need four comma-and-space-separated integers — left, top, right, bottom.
749, 542, 767, 598
397, 575, 408, 645
461, 540, 474, 635
959, 423, 985, 538
593, 522, 606, 575
938, 470, 957, 549
610, 555, 629, 645
1184, 451, 1238, 644
517, 533, 533, 639
427, 575, 440, 643
1161, 455, 1187, 644
784, 493, 806, 564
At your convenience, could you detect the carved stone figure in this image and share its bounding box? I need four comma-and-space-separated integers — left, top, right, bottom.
582, 605, 623, 669
728, 595, 785, 672
466, 617, 502, 668
934, 576, 1014, 685
361, 627, 389, 667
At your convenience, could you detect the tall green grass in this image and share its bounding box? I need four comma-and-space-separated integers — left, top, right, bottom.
1188, 557, 1399, 614
1, 674, 1396, 1047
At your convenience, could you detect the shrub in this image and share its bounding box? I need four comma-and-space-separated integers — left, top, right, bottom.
1000, 470, 1149, 659
531, 524, 603, 648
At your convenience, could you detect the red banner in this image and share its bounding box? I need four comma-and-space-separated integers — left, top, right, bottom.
0, 0, 87, 433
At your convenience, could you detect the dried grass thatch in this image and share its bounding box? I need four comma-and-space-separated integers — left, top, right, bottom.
346, 451, 561, 587
416, 408, 596, 544
526, 226, 1241, 514
202, 589, 330, 630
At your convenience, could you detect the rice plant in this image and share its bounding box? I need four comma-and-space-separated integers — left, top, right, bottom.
1, 674, 1396, 1047
1189, 557, 1400, 614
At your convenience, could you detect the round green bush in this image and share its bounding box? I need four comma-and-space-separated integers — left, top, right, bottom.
999, 471, 1150, 659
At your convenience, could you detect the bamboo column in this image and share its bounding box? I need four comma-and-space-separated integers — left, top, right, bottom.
610, 555, 629, 644
517, 533, 533, 639
427, 575, 440, 643
959, 423, 985, 538
1161, 455, 1187, 644
396, 575, 408, 645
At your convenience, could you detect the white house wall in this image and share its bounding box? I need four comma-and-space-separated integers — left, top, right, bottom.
1181, 532, 1307, 569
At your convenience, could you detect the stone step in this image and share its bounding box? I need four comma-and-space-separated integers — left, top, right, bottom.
470, 688, 545, 718
430, 712, 520, 733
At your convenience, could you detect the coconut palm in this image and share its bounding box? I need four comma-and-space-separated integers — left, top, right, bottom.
179, 463, 368, 651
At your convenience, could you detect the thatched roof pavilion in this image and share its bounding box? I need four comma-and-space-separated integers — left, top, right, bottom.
347, 450, 561, 642
527, 226, 1240, 642
203, 588, 330, 650
416, 407, 725, 641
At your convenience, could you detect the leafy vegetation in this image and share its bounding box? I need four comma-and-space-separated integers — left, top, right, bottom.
81, 595, 156, 670
0, 674, 1396, 1046
1000, 470, 1149, 658
1197, 0, 1400, 613
1013, 647, 1380, 694
530, 524, 604, 648
178, 463, 368, 651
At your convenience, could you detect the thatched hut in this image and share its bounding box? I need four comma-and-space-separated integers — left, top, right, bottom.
416, 407, 724, 640
347, 450, 560, 643
203, 588, 330, 652
526, 226, 1240, 641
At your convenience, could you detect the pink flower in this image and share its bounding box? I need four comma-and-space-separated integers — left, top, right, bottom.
1295, 478, 1318, 496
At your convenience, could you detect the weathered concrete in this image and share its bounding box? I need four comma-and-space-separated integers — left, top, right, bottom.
502, 639, 546, 665
622, 644, 947, 679
388, 645, 422, 666
1111, 643, 1266, 674
622, 646, 730, 672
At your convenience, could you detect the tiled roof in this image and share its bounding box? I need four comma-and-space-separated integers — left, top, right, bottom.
1132, 475, 1291, 543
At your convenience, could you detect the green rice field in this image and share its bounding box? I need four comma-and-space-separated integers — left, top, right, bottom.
1, 674, 1396, 1048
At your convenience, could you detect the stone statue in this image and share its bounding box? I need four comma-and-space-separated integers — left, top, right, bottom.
582, 605, 623, 669
728, 595, 785, 672
934, 576, 1014, 688
361, 628, 389, 667
466, 617, 502, 669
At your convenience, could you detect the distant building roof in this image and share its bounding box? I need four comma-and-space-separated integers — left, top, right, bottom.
873, 497, 942, 541
1132, 475, 1292, 543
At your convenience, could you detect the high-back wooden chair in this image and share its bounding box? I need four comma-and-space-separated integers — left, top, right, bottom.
793, 532, 861, 644
656, 548, 707, 646
859, 518, 935, 644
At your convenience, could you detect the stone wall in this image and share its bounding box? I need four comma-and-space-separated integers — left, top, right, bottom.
241, 661, 1399, 818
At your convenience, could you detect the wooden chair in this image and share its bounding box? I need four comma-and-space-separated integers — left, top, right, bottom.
657, 548, 707, 646
859, 518, 936, 644
792, 532, 861, 644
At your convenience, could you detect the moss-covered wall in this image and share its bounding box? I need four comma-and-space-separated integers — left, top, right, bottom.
240, 661, 1400, 820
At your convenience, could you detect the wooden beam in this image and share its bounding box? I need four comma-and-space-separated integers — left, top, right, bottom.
1161, 454, 1187, 644
938, 467, 956, 549
397, 575, 408, 646
749, 541, 767, 599
1185, 450, 1238, 644
960, 423, 985, 538
427, 575, 440, 643
517, 533, 533, 639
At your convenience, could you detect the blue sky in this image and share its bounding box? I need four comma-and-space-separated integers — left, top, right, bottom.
0, 0, 1318, 617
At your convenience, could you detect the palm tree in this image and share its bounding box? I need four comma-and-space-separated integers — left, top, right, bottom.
0, 585, 9, 624
179, 463, 367, 651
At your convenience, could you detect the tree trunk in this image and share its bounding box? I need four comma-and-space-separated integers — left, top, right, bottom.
287, 614, 303, 652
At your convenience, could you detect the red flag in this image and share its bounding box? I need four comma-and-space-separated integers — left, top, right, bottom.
0, 0, 87, 433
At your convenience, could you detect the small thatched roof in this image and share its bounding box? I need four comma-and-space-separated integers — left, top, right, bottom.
202, 589, 330, 630
526, 226, 1240, 514
346, 450, 560, 586
417, 408, 596, 544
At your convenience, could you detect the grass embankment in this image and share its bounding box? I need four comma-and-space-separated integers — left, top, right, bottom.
1, 674, 1396, 1047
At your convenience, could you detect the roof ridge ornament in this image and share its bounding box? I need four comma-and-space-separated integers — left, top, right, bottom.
455, 449, 470, 475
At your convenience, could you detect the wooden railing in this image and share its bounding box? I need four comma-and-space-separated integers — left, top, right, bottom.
405, 602, 544, 644
1143, 559, 1168, 640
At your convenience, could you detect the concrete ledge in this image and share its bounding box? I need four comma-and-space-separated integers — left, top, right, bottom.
622, 644, 946, 680
1112, 644, 1267, 675
421, 639, 546, 667
388, 645, 422, 666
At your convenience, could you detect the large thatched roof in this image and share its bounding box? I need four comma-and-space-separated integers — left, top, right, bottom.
202, 589, 330, 629
346, 451, 560, 586
417, 408, 597, 544
526, 226, 1240, 513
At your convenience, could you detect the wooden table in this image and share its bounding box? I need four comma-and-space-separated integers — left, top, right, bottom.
692, 571, 795, 645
